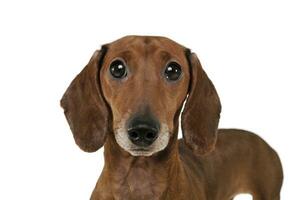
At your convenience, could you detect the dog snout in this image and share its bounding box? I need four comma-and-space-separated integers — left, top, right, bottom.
127, 116, 160, 147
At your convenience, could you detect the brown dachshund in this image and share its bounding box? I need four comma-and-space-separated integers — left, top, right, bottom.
61, 36, 283, 200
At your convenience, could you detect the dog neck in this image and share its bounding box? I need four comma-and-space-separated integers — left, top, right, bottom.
96, 130, 189, 199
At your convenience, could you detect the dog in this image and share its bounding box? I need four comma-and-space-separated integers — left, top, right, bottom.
61, 36, 283, 200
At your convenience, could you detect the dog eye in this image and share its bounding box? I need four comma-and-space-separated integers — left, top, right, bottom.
164, 62, 182, 81
110, 59, 127, 79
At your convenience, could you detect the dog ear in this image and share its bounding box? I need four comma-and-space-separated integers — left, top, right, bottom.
60, 47, 110, 152
181, 51, 221, 154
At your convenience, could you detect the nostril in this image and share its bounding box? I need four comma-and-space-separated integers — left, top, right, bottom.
145, 132, 156, 141
129, 131, 139, 141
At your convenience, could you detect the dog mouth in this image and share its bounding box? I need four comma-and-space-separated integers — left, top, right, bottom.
129, 148, 154, 156
132, 148, 149, 151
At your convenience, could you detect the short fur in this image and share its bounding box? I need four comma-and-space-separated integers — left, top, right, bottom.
61, 36, 283, 200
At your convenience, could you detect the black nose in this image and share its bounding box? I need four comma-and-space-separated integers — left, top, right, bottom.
127, 116, 159, 147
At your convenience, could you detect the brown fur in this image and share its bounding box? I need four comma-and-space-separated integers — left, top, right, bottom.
61, 36, 283, 200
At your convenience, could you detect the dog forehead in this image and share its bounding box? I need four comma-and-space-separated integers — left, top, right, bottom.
105, 36, 188, 67
107, 36, 185, 56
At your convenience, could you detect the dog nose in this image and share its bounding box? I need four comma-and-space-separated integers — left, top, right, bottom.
127, 116, 160, 147
128, 125, 158, 146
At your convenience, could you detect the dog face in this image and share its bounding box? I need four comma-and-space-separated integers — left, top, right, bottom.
61, 36, 221, 156
100, 36, 190, 156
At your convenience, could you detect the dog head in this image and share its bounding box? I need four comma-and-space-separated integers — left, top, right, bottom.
61, 36, 221, 156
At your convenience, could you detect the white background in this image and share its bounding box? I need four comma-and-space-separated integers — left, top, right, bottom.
0, 0, 300, 199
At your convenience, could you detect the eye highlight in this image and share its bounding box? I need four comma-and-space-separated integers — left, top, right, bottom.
109, 59, 127, 79
164, 62, 182, 81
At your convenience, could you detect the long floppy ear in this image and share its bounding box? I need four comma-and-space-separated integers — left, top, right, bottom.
181, 51, 221, 154
60, 47, 110, 152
